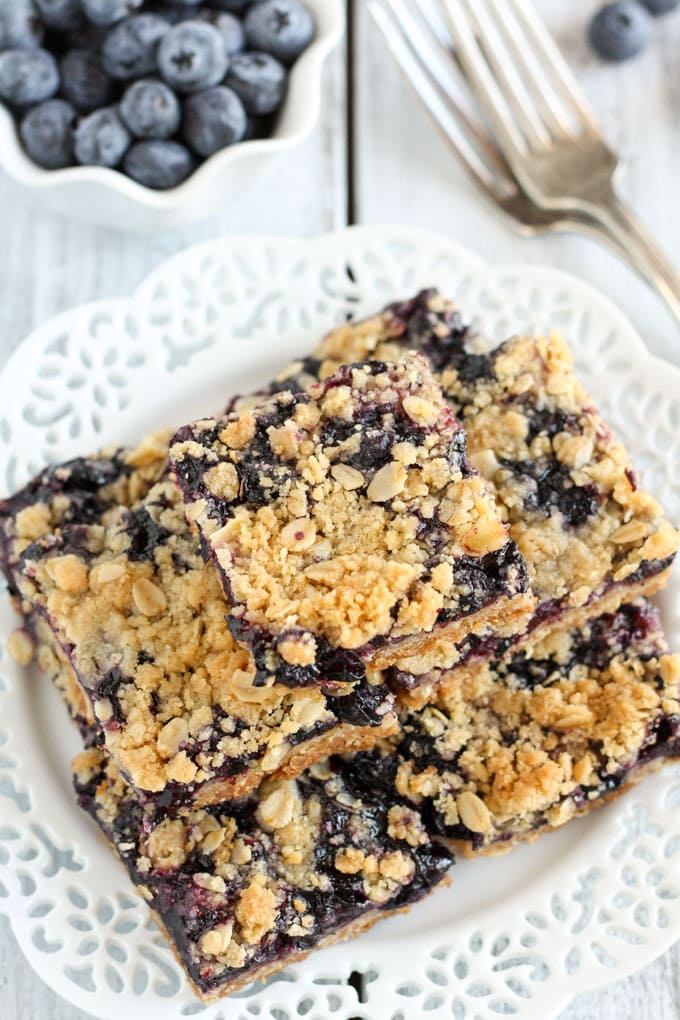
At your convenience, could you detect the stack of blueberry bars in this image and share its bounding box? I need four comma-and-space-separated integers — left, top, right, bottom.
2, 290, 680, 1002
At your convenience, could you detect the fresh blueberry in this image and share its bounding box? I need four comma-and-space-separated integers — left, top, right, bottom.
196, 10, 246, 57
0, 49, 59, 107
0, 0, 44, 49
640, 0, 679, 11
74, 106, 130, 166
120, 78, 180, 138
60, 50, 115, 112
60, 19, 108, 52
589, 2, 651, 61
81, 0, 143, 27
102, 14, 171, 80
226, 51, 286, 115
182, 85, 247, 155
34, 0, 81, 32
20, 98, 75, 168
157, 20, 229, 93
211, 0, 251, 11
244, 0, 315, 64
123, 139, 195, 188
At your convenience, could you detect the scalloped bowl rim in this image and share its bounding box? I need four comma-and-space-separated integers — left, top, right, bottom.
0, 0, 344, 210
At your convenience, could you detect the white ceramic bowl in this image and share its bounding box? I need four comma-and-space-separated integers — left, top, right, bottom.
0, 0, 344, 232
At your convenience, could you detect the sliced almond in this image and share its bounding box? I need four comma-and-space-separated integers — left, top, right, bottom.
89, 561, 126, 587
402, 395, 439, 426
611, 520, 648, 545
257, 782, 298, 830
157, 717, 189, 759
331, 463, 365, 490
200, 922, 233, 957
456, 790, 492, 834
280, 517, 317, 551
132, 577, 167, 616
367, 461, 406, 503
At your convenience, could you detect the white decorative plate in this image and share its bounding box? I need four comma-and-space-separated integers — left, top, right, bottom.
1, 226, 679, 1020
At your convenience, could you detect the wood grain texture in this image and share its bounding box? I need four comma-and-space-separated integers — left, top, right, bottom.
355, 0, 680, 368
1, 0, 679, 1016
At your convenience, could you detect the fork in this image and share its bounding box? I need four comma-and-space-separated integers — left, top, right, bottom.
441, 0, 680, 327
369, 0, 633, 263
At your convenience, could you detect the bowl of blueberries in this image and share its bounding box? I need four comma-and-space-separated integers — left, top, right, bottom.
0, 0, 344, 230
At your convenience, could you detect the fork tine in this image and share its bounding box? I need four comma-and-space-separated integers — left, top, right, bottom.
413, 0, 451, 49
465, 0, 553, 150
486, 0, 577, 138
441, 0, 529, 159
384, 0, 507, 167
369, 2, 513, 199
502, 0, 600, 134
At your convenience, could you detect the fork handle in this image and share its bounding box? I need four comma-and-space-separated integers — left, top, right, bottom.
581, 187, 680, 329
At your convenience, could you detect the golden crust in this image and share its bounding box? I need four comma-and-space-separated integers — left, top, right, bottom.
17, 473, 397, 801
401, 564, 676, 708
172, 354, 531, 672
391, 604, 680, 852
369, 590, 535, 672
450, 758, 669, 859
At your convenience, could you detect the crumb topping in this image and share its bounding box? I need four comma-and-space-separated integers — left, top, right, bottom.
171, 354, 529, 676
292, 294, 678, 615
17, 473, 397, 800
391, 600, 680, 848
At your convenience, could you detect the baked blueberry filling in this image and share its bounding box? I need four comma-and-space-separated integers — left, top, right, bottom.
389, 601, 680, 851
73, 746, 453, 997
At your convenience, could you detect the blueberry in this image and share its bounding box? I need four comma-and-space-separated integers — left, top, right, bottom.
102, 14, 171, 80
123, 139, 195, 189
74, 106, 130, 166
0, 49, 59, 107
589, 2, 651, 61
640, 0, 679, 10
81, 0, 143, 27
244, 0, 315, 64
20, 98, 75, 168
120, 78, 180, 138
211, 0, 250, 11
157, 20, 229, 93
196, 10, 246, 56
226, 51, 286, 115
34, 0, 81, 32
182, 85, 246, 155
0, 0, 43, 49
60, 50, 115, 112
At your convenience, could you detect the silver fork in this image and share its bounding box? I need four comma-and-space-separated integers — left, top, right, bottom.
442, 0, 680, 327
369, 0, 632, 262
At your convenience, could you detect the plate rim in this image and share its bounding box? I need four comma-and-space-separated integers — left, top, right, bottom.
1, 223, 679, 1020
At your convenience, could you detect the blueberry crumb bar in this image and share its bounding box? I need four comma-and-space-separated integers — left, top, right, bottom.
264, 290, 679, 696
170, 353, 533, 686
0, 432, 170, 601
387, 600, 680, 855
72, 745, 453, 1001
14, 469, 398, 810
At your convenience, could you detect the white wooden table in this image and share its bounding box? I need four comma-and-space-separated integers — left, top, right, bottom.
1, 1, 679, 1016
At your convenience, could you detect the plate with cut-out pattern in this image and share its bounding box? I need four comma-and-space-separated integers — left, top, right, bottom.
1, 226, 679, 1020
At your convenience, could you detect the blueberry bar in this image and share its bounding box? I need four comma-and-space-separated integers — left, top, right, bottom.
0, 431, 171, 605
72, 746, 453, 1001
262, 291, 678, 697
384, 600, 680, 855
15, 471, 399, 809
7, 612, 97, 742
170, 354, 533, 687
